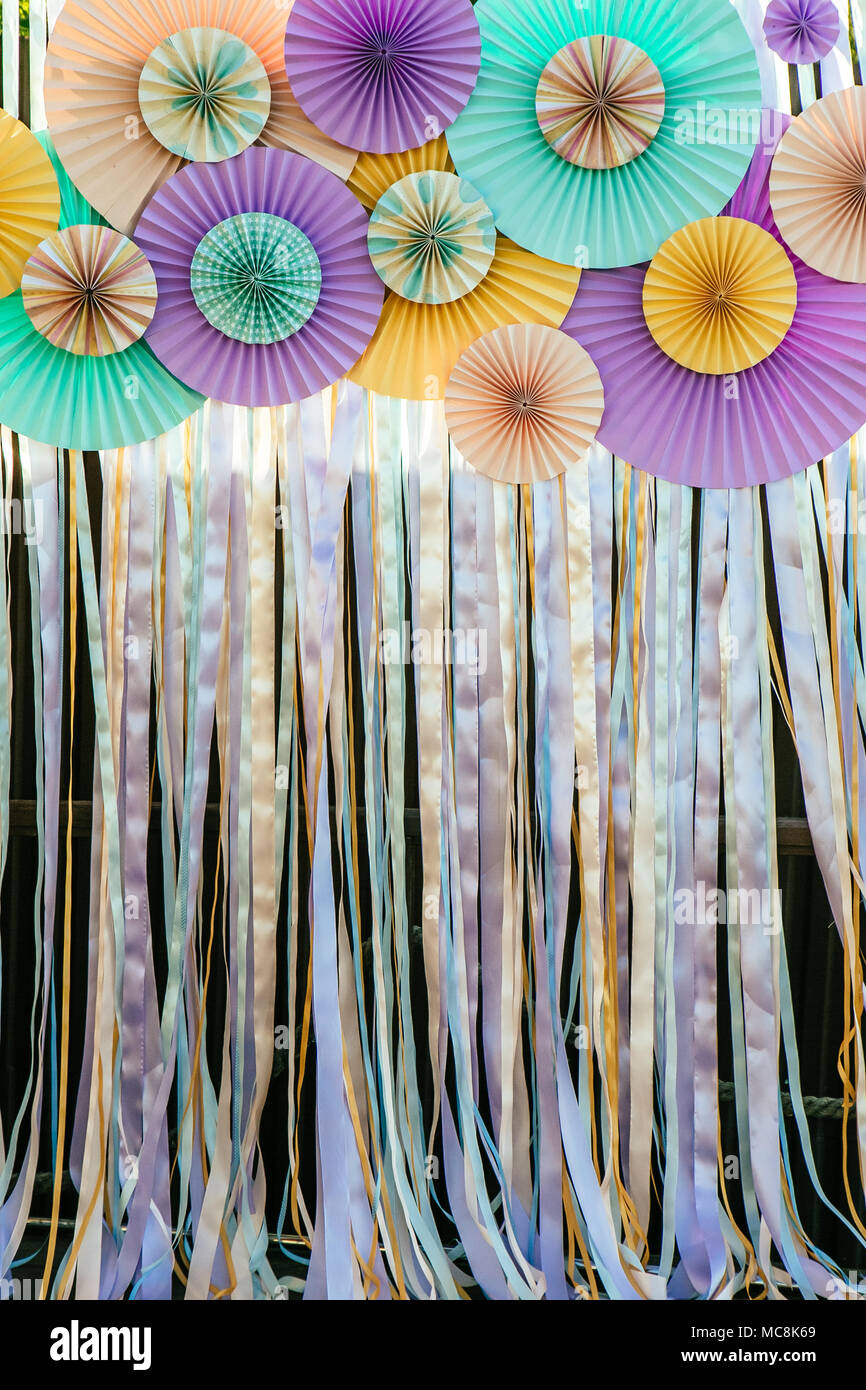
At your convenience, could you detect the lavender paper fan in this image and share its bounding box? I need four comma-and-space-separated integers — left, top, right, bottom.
562, 113, 866, 487
284, 0, 481, 154
763, 0, 840, 65
134, 147, 384, 406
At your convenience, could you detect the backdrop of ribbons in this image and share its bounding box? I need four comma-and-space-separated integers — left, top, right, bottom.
0, 0, 864, 1301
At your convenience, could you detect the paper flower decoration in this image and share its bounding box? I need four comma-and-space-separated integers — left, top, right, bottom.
446, 0, 762, 269
0, 111, 61, 298
134, 147, 383, 407
535, 36, 665, 170
642, 217, 797, 376
137, 27, 272, 162
562, 112, 866, 488
445, 323, 604, 484
367, 172, 496, 304
284, 0, 481, 154
346, 138, 580, 399
21, 225, 158, 357
44, 0, 357, 238
769, 87, 866, 284
0, 140, 202, 450
763, 0, 840, 65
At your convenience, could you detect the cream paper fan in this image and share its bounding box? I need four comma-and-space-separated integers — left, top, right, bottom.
45, 0, 357, 236
770, 86, 866, 283
445, 322, 604, 483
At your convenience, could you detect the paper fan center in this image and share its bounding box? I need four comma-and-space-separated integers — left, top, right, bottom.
642, 216, 798, 376
21, 225, 158, 358
536, 35, 666, 170
367, 171, 496, 305
190, 213, 322, 345
139, 28, 272, 163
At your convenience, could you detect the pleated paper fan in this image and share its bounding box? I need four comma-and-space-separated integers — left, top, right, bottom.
44, 0, 357, 238
763, 0, 840, 65
284, 0, 481, 154
367, 171, 496, 304
562, 113, 866, 487
0, 111, 61, 298
0, 131, 204, 449
446, 0, 763, 268
346, 142, 579, 398
769, 87, 866, 284
445, 323, 604, 484
535, 35, 665, 171
642, 217, 797, 376
350, 234, 579, 400
348, 135, 454, 209
22, 225, 158, 357
0, 291, 204, 449
138, 27, 272, 162
135, 148, 384, 407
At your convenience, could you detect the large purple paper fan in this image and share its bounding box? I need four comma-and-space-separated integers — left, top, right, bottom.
134, 148, 384, 408
563, 113, 866, 488
284, 0, 481, 154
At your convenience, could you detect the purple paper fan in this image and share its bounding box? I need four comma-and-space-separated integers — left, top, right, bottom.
562, 112, 866, 488
134, 148, 384, 408
284, 0, 481, 154
763, 0, 840, 65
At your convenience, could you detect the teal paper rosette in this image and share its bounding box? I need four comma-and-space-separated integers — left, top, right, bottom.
446, 0, 764, 268
0, 133, 204, 450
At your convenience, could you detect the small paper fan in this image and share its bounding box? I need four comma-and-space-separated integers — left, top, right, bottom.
135, 147, 384, 407
445, 323, 604, 483
367, 171, 496, 304
763, 0, 840, 65
770, 87, 866, 284
44, 0, 357, 237
642, 217, 797, 376
284, 0, 481, 154
138, 27, 272, 162
446, 0, 763, 268
535, 35, 665, 170
22, 225, 158, 356
0, 111, 61, 297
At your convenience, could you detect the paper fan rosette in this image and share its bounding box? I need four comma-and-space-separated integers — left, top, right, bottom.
0, 137, 203, 449
562, 112, 866, 487
284, 0, 481, 154
445, 324, 604, 484
763, 0, 840, 65
446, 0, 763, 268
0, 111, 60, 297
769, 88, 866, 284
346, 139, 580, 399
134, 147, 384, 407
44, 0, 357, 238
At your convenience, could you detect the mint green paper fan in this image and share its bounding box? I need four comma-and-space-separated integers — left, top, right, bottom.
446, 0, 764, 268
0, 131, 205, 449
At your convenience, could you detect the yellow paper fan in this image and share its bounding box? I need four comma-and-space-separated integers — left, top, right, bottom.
446, 323, 604, 484
769, 87, 866, 284
642, 216, 797, 376
347, 136, 455, 210
0, 111, 61, 298
44, 0, 357, 237
347, 140, 580, 398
